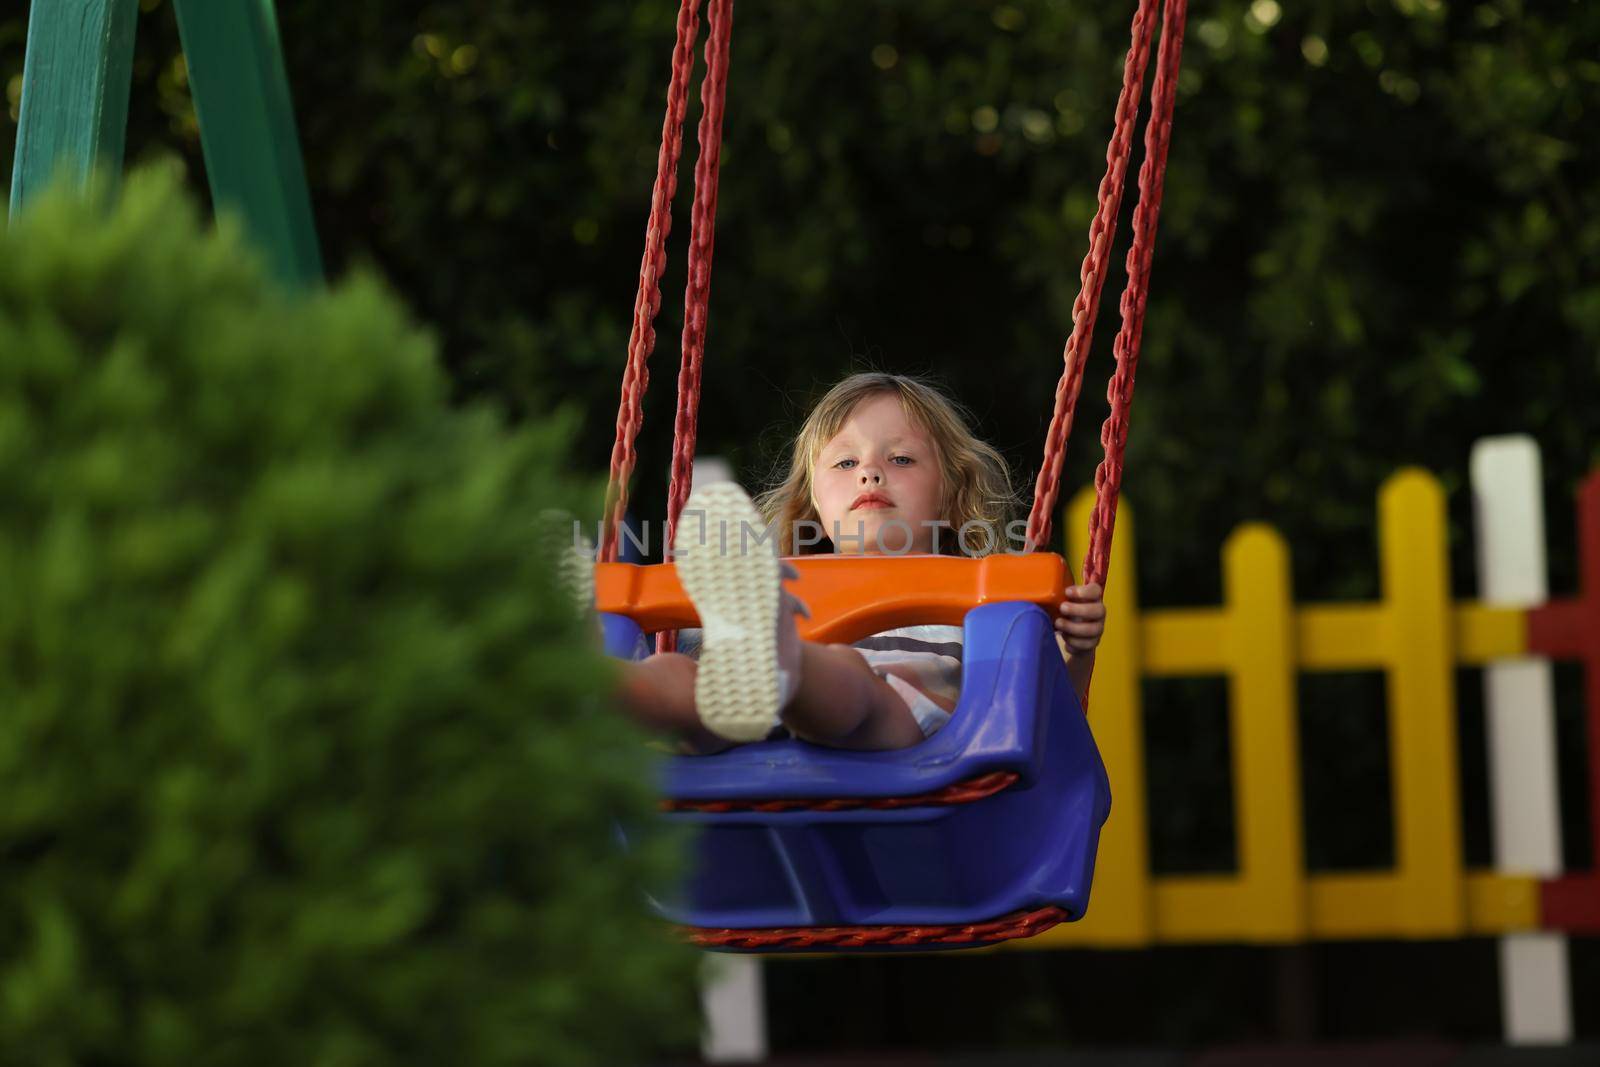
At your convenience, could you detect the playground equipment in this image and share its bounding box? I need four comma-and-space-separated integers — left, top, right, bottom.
600, 556, 1109, 950
10, 1, 320, 288
10, 0, 1593, 1048
7, 0, 1180, 951
594, 0, 1188, 950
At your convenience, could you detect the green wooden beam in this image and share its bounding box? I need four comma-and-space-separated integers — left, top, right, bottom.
8, 0, 139, 218
171, 0, 322, 288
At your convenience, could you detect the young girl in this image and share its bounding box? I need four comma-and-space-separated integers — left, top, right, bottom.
614, 372, 1106, 755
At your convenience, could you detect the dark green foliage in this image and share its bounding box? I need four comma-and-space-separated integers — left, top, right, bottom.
7, 0, 1591, 600
5, 1, 1599, 1044
0, 166, 698, 1066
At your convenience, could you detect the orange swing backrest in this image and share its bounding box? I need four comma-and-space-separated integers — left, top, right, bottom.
595, 552, 1070, 646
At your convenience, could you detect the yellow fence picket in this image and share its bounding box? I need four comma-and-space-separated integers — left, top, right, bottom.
1031, 490, 1153, 946
1309, 470, 1463, 937
1154, 525, 1307, 942
1023, 469, 1539, 949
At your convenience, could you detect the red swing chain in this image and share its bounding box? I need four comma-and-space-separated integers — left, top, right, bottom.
1023, 0, 1161, 559
659, 0, 735, 654
609, 0, 1184, 615
1084, 0, 1187, 592
599, 0, 728, 567
598, 0, 734, 657
680, 0, 1189, 952
690, 904, 1071, 952
603, 0, 1186, 950
1026, 0, 1188, 600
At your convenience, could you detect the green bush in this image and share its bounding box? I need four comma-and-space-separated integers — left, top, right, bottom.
0, 165, 699, 1066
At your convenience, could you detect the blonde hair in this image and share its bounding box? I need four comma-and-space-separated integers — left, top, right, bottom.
753, 372, 1023, 556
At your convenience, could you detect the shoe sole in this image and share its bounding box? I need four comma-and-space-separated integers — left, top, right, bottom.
675, 483, 781, 743
540, 509, 597, 623
558, 547, 594, 610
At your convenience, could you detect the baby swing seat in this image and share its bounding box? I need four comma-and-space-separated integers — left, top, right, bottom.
593, 0, 1188, 951
598, 553, 1112, 952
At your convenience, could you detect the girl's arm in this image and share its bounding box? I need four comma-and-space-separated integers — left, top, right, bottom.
1056, 583, 1106, 707
1064, 647, 1096, 706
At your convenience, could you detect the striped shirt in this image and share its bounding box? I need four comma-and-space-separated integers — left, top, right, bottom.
850, 624, 963, 716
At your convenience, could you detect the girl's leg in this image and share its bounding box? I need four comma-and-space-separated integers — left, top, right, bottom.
668, 481, 929, 750
615, 653, 734, 756
615, 645, 929, 753
779, 642, 926, 751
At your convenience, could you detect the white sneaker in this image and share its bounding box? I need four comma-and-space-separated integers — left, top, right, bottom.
539, 508, 599, 639
674, 483, 809, 743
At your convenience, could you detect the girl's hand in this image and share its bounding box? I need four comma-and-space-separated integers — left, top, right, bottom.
1055, 583, 1106, 655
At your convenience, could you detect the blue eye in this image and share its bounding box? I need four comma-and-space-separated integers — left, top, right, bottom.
892, 456, 914, 465
834, 458, 857, 469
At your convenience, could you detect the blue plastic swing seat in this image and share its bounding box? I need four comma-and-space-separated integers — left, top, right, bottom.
604, 600, 1112, 949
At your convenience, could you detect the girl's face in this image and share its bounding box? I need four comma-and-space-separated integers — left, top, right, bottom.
810, 392, 944, 554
